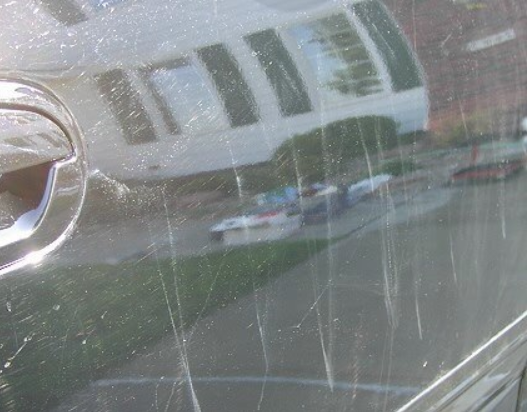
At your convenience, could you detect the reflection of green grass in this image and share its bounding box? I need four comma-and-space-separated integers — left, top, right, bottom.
373, 159, 421, 177
0, 239, 329, 411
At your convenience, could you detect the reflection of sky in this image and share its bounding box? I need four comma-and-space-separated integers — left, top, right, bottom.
89, 0, 127, 11
288, 16, 381, 100
151, 64, 225, 134
288, 24, 344, 93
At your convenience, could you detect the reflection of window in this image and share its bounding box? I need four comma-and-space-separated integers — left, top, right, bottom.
352, 0, 422, 91
38, 0, 130, 25
37, 0, 87, 26
288, 13, 383, 100
245, 30, 312, 117
197, 44, 259, 127
147, 61, 227, 135
96, 69, 157, 145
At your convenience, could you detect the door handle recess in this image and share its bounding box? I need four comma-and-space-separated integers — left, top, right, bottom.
0, 80, 86, 275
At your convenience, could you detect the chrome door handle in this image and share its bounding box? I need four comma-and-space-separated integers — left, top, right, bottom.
0, 80, 86, 275
0, 108, 73, 175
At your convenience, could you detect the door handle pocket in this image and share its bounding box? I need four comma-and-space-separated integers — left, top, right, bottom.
0, 80, 86, 274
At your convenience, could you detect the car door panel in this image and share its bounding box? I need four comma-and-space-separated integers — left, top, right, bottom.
1, 1, 527, 412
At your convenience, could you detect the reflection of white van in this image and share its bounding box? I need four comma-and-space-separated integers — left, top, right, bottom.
26, 0, 428, 180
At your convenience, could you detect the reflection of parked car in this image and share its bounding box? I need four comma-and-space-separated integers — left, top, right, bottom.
347, 174, 392, 206
301, 185, 347, 224
210, 205, 302, 245
451, 159, 525, 183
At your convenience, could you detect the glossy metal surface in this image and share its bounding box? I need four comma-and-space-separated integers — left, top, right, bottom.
1, 1, 527, 412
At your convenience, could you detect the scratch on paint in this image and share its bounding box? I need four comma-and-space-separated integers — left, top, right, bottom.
144, 192, 202, 412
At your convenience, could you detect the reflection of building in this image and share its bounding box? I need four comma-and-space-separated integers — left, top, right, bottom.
385, 0, 527, 134
2, 0, 428, 180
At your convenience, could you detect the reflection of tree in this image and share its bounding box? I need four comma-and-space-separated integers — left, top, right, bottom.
310, 14, 381, 96
273, 116, 398, 184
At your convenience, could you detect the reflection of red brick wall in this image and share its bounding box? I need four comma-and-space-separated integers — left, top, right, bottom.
384, 0, 527, 133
